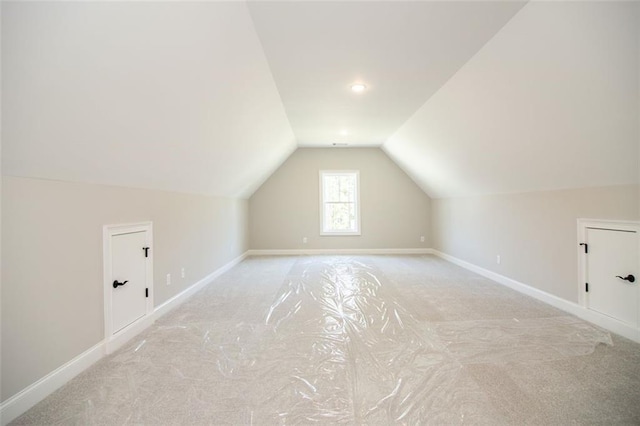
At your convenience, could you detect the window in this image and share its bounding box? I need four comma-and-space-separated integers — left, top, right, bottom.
320, 170, 360, 235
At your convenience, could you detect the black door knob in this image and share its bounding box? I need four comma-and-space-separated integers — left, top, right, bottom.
113, 280, 129, 288
616, 275, 635, 283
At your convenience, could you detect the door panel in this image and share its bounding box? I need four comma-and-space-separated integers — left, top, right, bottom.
587, 228, 638, 326
111, 231, 147, 333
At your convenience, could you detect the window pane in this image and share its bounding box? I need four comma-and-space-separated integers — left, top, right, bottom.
324, 175, 341, 202
323, 174, 356, 202
324, 202, 355, 232
338, 175, 354, 202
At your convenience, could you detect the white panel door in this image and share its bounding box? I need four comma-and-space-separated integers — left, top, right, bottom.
587, 228, 638, 326
111, 231, 148, 333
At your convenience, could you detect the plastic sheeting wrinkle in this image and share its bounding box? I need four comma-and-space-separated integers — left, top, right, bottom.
23, 256, 613, 425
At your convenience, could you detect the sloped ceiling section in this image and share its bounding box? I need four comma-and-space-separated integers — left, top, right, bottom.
383, 1, 640, 199
248, 1, 526, 147
2, 2, 295, 198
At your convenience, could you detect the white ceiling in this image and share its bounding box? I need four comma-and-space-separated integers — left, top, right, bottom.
248, 1, 526, 147
3, 1, 638, 199
383, 1, 639, 198
2, 2, 295, 198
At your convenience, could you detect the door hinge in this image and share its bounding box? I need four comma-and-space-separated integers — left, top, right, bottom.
579, 243, 588, 254
585, 283, 589, 292
143, 247, 150, 258
145, 288, 149, 298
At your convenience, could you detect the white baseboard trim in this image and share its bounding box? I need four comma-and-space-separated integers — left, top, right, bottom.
105, 315, 156, 355
0, 342, 106, 426
432, 250, 640, 343
247, 248, 434, 256
0, 250, 250, 426
154, 251, 249, 318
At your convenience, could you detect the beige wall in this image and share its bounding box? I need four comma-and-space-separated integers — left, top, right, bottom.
431, 185, 639, 304
249, 148, 430, 250
1, 176, 249, 401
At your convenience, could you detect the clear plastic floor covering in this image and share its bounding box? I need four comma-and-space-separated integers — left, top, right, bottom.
15, 255, 636, 425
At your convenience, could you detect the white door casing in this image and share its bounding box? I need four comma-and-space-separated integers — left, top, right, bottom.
578, 219, 639, 330
103, 222, 153, 353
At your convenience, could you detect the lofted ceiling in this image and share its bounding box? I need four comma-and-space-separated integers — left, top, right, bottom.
2, 1, 296, 198
247, 1, 526, 147
383, 0, 640, 198
3, 1, 638, 199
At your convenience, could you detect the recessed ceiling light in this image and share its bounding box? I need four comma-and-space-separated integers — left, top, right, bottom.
351, 84, 366, 93
340, 129, 349, 136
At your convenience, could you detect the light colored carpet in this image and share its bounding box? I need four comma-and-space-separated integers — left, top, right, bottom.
13, 255, 640, 424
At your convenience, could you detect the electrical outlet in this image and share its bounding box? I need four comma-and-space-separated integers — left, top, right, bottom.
181, 268, 185, 278
303, 237, 308, 244
496, 255, 501, 265
166, 273, 171, 285
420, 236, 425, 243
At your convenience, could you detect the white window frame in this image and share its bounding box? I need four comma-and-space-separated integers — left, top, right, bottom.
319, 170, 361, 236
